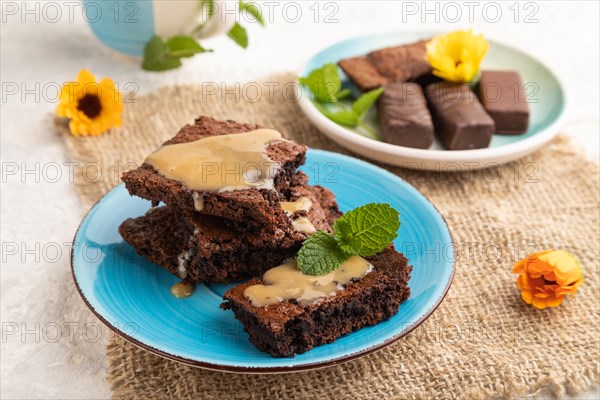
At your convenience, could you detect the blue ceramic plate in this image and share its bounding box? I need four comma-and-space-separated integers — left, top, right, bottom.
297, 32, 567, 170
71, 149, 454, 373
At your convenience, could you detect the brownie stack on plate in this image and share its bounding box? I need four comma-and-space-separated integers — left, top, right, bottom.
118, 116, 412, 357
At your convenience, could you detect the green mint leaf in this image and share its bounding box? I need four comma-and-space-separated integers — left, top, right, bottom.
352, 87, 385, 119
142, 35, 208, 71
299, 63, 341, 103
333, 203, 400, 256
166, 36, 207, 58
228, 22, 249, 48
142, 36, 182, 71
335, 88, 353, 100
297, 231, 351, 276
314, 103, 359, 126
320, 108, 360, 127
240, 1, 265, 26
339, 243, 359, 256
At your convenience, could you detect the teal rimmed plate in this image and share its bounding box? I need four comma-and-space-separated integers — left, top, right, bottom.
71, 149, 454, 373
297, 32, 567, 170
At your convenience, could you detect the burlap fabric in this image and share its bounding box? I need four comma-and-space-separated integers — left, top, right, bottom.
58, 75, 599, 399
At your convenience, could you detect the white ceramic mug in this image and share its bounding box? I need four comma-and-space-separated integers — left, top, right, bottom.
83, 0, 236, 57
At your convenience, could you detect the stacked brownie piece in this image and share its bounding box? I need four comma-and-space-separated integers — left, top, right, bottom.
222, 247, 412, 357
119, 116, 341, 283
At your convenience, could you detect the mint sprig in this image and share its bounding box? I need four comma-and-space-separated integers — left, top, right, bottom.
299, 63, 342, 103
142, 35, 208, 71
299, 64, 384, 135
352, 87, 384, 118
297, 203, 400, 276
315, 87, 384, 128
296, 231, 352, 276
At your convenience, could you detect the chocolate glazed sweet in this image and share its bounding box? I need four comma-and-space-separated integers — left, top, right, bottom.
378, 82, 435, 149
425, 82, 495, 150
477, 70, 530, 135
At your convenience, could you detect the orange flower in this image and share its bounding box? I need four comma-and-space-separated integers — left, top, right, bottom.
513, 250, 583, 309
56, 70, 123, 136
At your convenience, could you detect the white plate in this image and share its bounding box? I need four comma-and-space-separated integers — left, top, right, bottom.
297, 31, 567, 171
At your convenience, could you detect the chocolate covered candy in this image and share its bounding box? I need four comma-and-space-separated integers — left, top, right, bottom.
378, 82, 434, 149
425, 82, 495, 150
477, 70, 530, 135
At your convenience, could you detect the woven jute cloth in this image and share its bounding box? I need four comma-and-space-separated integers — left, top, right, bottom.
58, 74, 600, 399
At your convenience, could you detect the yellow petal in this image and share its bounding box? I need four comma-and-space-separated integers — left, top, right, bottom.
532, 297, 549, 309
426, 30, 489, 83
77, 69, 97, 86
521, 290, 534, 304
98, 78, 123, 115
538, 250, 583, 285
545, 295, 565, 308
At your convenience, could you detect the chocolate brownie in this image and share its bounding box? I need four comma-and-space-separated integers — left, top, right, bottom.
121, 116, 307, 229
338, 56, 390, 92
338, 40, 432, 92
367, 40, 431, 82
119, 177, 341, 283
311, 186, 342, 226
221, 247, 412, 357
282, 171, 342, 227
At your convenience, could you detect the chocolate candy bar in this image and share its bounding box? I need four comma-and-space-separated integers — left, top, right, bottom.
378, 82, 434, 149
425, 82, 495, 150
477, 70, 530, 135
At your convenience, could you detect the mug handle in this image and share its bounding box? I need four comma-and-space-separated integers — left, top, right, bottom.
190, 0, 237, 40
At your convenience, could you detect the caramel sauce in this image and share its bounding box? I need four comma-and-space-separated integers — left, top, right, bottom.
243, 256, 373, 307
145, 129, 286, 193
280, 197, 316, 234
280, 197, 313, 214
171, 281, 195, 298
291, 217, 316, 234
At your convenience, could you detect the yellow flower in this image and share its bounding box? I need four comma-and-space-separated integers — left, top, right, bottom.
56, 70, 123, 136
513, 250, 583, 309
426, 30, 489, 83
